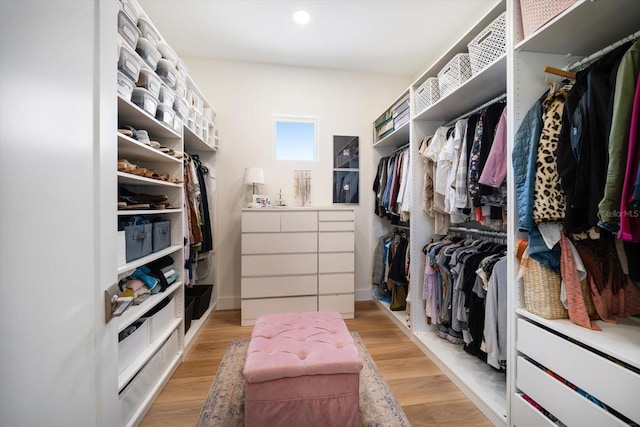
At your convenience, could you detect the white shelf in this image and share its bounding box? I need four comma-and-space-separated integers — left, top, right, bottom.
116, 281, 183, 332
117, 171, 183, 187
413, 330, 507, 427
117, 245, 183, 275
516, 308, 640, 370
514, 0, 640, 57
413, 55, 506, 122
118, 96, 181, 140
372, 121, 410, 149
118, 133, 183, 163
184, 124, 216, 152
118, 317, 182, 391
117, 207, 182, 216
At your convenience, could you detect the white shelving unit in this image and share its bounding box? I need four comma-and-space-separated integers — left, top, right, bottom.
114, 0, 219, 424
509, 1, 640, 425
372, 0, 640, 425
372, 1, 509, 425
182, 73, 219, 352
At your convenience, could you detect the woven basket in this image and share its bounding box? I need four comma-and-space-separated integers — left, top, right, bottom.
467, 12, 506, 75
415, 77, 439, 113
522, 257, 568, 319
520, 0, 577, 37
437, 53, 472, 99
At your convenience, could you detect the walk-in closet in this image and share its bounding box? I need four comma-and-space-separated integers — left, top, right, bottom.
1, 0, 639, 426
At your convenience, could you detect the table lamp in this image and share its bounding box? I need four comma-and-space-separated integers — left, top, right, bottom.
244, 167, 265, 206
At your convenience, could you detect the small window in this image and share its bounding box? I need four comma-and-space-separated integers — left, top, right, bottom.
274, 116, 318, 161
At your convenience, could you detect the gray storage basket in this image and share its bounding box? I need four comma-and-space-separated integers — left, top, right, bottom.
125, 223, 153, 262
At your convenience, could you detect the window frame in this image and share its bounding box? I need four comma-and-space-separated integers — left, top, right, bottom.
273, 115, 319, 162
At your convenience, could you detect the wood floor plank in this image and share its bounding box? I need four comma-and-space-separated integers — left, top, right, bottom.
139, 301, 492, 427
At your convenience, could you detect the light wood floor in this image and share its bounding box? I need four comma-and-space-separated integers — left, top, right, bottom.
140, 301, 493, 427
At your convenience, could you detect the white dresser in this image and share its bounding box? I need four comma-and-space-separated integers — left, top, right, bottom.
241, 208, 354, 326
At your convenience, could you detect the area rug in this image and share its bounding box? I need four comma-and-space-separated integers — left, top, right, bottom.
195, 332, 411, 426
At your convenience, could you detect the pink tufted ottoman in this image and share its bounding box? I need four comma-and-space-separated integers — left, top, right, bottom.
242, 311, 363, 427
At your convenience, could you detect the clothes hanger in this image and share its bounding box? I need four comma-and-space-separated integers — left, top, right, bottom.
544, 66, 575, 93
543, 66, 576, 80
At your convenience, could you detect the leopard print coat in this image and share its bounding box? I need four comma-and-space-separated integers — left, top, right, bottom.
533, 83, 573, 224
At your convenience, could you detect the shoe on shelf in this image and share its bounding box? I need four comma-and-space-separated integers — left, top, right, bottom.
436, 324, 449, 339
446, 328, 464, 345
117, 159, 146, 176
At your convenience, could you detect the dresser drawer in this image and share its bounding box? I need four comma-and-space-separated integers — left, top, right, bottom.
242, 275, 317, 298
242, 253, 317, 276
318, 231, 354, 252
517, 356, 628, 426
242, 232, 317, 254
517, 318, 640, 423
318, 253, 354, 274
318, 294, 353, 317
512, 393, 556, 427
318, 273, 354, 294
318, 221, 354, 231
242, 211, 281, 232
241, 296, 317, 326
318, 210, 354, 222
280, 211, 317, 232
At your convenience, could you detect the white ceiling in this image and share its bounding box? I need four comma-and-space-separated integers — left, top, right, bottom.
137, 0, 500, 77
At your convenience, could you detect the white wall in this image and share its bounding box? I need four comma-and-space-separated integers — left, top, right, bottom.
183, 58, 410, 309
0, 1, 119, 426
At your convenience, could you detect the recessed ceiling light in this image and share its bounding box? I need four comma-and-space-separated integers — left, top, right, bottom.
293, 10, 310, 25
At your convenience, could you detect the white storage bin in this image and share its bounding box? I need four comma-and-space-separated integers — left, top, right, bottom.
156, 58, 177, 88
467, 12, 506, 75
146, 297, 176, 342
119, 330, 179, 426
173, 96, 188, 120
158, 84, 175, 107
118, 319, 148, 374
136, 68, 162, 98
118, 43, 142, 82
415, 77, 439, 112
135, 37, 161, 70
176, 58, 189, 81
437, 53, 472, 98
203, 107, 213, 122
187, 90, 204, 114
131, 87, 158, 116
155, 104, 175, 127
172, 116, 183, 133
119, 0, 142, 25
136, 16, 161, 47
117, 10, 140, 49
117, 71, 135, 101
157, 42, 178, 65
174, 77, 187, 99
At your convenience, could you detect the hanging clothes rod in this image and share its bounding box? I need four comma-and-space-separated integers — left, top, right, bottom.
393, 142, 410, 153
567, 30, 640, 72
448, 226, 507, 238
444, 92, 507, 127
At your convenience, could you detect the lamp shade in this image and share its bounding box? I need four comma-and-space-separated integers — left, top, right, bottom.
243, 167, 265, 185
